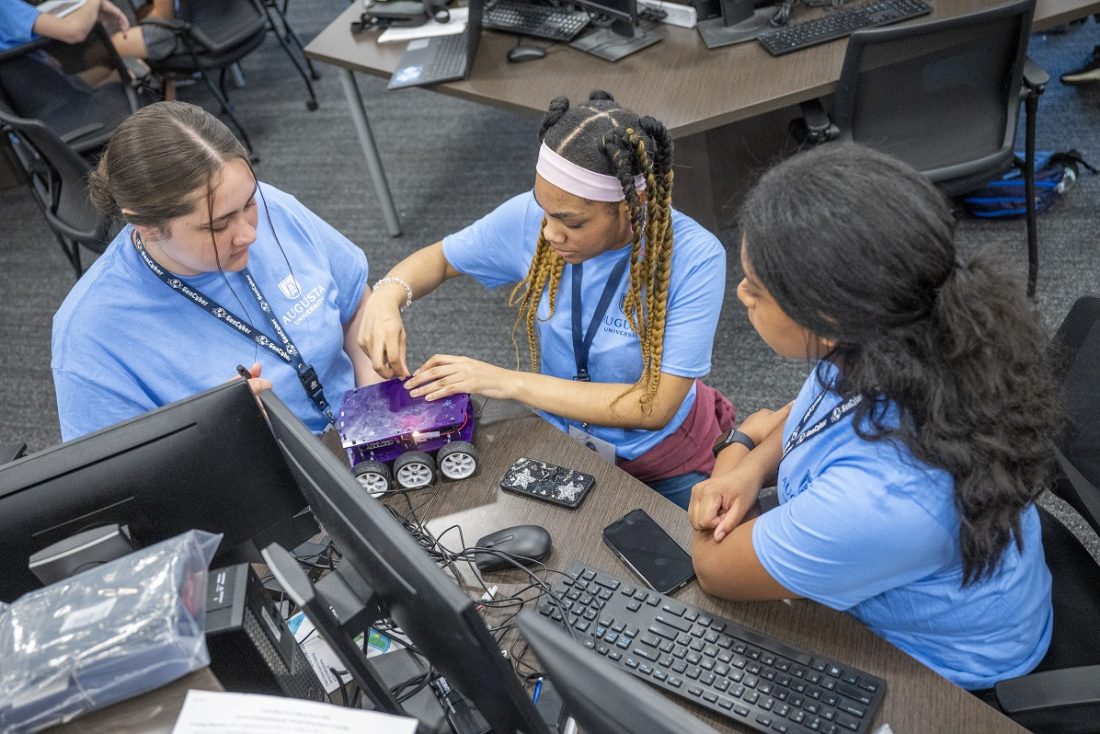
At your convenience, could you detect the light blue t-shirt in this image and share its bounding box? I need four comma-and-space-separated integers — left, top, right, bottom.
442, 191, 725, 460
0, 1, 39, 51
52, 183, 369, 440
753, 361, 1052, 690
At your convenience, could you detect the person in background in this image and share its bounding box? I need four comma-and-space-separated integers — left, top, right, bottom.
689, 143, 1058, 692
52, 101, 380, 440
360, 91, 732, 508
0, 0, 176, 61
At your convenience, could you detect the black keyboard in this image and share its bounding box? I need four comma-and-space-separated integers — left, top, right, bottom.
423, 33, 468, 79
538, 564, 887, 734
756, 0, 932, 56
482, 0, 591, 41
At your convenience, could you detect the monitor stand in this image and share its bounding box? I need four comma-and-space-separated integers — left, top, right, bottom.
569, 26, 662, 62
696, 0, 775, 49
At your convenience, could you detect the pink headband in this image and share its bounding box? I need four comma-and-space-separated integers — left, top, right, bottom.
535, 143, 646, 202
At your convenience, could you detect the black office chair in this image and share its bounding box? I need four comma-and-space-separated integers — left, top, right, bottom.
140, 0, 319, 158
993, 294, 1100, 733
0, 101, 116, 276
0, 23, 149, 157
790, 0, 1048, 297
259, 0, 322, 109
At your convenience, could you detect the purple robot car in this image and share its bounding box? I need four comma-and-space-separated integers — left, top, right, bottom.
337, 378, 477, 494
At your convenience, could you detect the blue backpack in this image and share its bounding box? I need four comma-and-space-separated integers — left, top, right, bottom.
962, 150, 1096, 219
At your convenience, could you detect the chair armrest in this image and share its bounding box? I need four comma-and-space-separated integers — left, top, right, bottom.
0, 37, 51, 63
137, 16, 191, 32
1023, 56, 1049, 96
994, 664, 1100, 733
789, 99, 839, 145
60, 124, 105, 144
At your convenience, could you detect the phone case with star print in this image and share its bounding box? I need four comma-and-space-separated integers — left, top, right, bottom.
499, 457, 595, 509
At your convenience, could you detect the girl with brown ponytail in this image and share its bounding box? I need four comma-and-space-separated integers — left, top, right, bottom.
361, 91, 731, 507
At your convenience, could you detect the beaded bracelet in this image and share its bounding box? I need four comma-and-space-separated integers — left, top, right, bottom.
373, 276, 413, 312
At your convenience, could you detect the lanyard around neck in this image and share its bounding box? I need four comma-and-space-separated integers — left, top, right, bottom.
134, 236, 335, 425
782, 390, 863, 459
570, 252, 631, 382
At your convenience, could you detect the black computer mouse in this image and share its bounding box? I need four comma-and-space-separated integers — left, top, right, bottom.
474, 524, 552, 571
506, 46, 547, 64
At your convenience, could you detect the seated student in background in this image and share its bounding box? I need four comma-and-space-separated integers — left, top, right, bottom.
0, 0, 176, 62
52, 101, 380, 440
688, 144, 1058, 691
360, 91, 730, 508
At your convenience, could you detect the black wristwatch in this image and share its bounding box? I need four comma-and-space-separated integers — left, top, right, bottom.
712, 428, 756, 457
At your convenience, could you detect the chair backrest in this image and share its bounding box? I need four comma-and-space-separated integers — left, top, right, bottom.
0, 100, 110, 250
0, 24, 140, 154
1048, 294, 1100, 536
174, 0, 269, 53
831, 0, 1035, 185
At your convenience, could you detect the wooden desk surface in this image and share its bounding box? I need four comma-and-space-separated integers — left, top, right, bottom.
306, 0, 1100, 139
385, 407, 1028, 733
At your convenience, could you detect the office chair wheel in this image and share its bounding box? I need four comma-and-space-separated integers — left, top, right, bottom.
353, 460, 392, 497
306, 99, 319, 111
438, 441, 478, 481
394, 451, 436, 489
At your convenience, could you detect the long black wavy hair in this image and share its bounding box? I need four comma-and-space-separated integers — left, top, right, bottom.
739, 143, 1060, 586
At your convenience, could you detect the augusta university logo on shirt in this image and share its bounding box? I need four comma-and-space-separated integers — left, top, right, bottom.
278, 275, 301, 299
604, 292, 640, 339
278, 275, 326, 327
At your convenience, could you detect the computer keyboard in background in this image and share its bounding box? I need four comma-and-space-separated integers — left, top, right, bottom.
482, 0, 591, 41
756, 0, 932, 56
538, 563, 887, 734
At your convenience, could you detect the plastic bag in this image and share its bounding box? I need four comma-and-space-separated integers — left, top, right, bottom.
0, 530, 221, 733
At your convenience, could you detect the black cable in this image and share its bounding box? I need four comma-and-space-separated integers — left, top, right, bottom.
329, 666, 348, 707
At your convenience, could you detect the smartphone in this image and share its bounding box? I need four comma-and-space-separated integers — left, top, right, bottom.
602, 508, 695, 594
499, 457, 595, 509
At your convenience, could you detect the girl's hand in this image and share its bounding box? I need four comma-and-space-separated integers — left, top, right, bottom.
359, 295, 409, 379
688, 466, 765, 542
405, 355, 517, 401
99, 0, 131, 33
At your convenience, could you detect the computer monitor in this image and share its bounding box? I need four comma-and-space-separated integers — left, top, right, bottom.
0, 380, 317, 603
517, 611, 723, 734
695, 0, 777, 49
577, 0, 638, 36
258, 390, 552, 734
570, 0, 662, 61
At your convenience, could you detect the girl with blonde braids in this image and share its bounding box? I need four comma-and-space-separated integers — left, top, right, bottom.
361, 91, 730, 507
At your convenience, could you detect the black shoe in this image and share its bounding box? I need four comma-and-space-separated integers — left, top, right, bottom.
1061, 44, 1100, 85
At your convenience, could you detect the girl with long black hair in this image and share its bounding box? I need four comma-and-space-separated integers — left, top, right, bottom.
689, 143, 1059, 690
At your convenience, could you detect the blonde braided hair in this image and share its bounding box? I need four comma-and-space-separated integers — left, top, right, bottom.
507, 93, 676, 415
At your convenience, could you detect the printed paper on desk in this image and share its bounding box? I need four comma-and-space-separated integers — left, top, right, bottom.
171, 690, 417, 734
378, 7, 468, 43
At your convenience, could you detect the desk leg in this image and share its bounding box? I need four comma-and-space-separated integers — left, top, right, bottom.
337, 68, 402, 237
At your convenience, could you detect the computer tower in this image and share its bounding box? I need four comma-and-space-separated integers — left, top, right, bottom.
205, 563, 327, 702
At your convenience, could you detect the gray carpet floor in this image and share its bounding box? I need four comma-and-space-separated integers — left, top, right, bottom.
1, 3, 1098, 555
